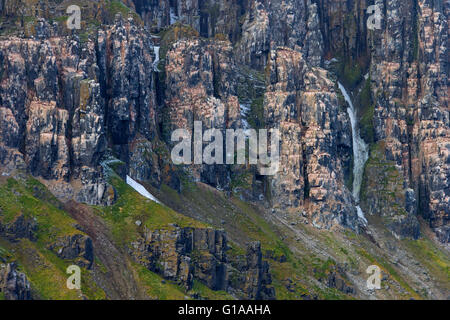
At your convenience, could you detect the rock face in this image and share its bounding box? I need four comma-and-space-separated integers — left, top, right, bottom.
0, 16, 157, 206
228, 242, 275, 300
361, 143, 421, 239
161, 36, 359, 234
0, 0, 446, 242
130, 226, 274, 298
164, 39, 241, 188
0, 214, 37, 242
133, 0, 241, 40
131, 227, 228, 290
0, 0, 448, 301
264, 47, 358, 231
0, 35, 106, 204
0, 262, 32, 300
361, 0, 449, 242
133, 0, 325, 69
48, 234, 94, 269
190, 228, 228, 290
324, 264, 356, 295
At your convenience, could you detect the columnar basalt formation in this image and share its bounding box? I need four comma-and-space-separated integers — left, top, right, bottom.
130, 226, 274, 298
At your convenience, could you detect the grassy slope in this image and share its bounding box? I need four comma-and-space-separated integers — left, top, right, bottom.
92, 174, 207, 247
91, 172, 235, 300
148, 179, 449, 300
0, 172, 235, 300
147, 181, 355, 299
1, 171, 448, 300
0, 176, 105, 299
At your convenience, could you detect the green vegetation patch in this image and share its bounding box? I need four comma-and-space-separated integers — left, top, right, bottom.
360, 142, 407, 219
357, 77, 375, 143
357, 248, 421, 299
93, 174, 206, 247
133, 262, 188, 300
158, 23, 200, 64
403, 238, 450, 285
106, 0, 142, 23
191, 280, 235, 300
0, 176, 106, 299
247, 96, 265, 129
0, 177, 80, 241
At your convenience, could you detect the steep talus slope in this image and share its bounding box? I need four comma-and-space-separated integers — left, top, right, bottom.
0, 0, 448, 300
64, 200, 148, 299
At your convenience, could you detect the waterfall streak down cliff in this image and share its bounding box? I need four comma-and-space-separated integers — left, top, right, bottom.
338, 82, 369, 224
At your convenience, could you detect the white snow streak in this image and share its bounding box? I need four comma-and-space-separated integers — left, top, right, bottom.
126, 175, 161, 204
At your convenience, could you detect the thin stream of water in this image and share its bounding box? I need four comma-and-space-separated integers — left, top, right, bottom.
338, 82, 369, 224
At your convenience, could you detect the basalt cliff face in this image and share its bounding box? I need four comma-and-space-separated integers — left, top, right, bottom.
0, 0, 448, 300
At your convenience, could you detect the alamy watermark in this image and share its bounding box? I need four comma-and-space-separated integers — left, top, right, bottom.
366, 265, 382, 290
170, 121, 280, 176
64, 3, 381, 31
367, 4, 382, 30
66, 265, 81, 290
66, 5, 81, 30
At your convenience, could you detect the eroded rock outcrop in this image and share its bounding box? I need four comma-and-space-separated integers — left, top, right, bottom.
130, 226, 274, 298
228, 241, 275, 300
164, 39, 242, 188
0, 262, 32, 300
0, 35, 107, 204
48, 234, 94, 269
0, 214, 37, 242
236, 0, 323, 69
130, 226, 227, 290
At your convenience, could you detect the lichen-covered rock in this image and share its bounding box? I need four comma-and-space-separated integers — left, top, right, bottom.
235, 0, 323, 69
190, 228, 228, 290
0, 36, 107, 204
133, 0, 241, 40
325, 265, 356, 295
235, 1, 271, 69
130, 227, 274, 298
0, 16, 158, 206
1, 0, 444, 243
164, 39, 241, 188
361, 143, 421, 239
98, 17, 157, 147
